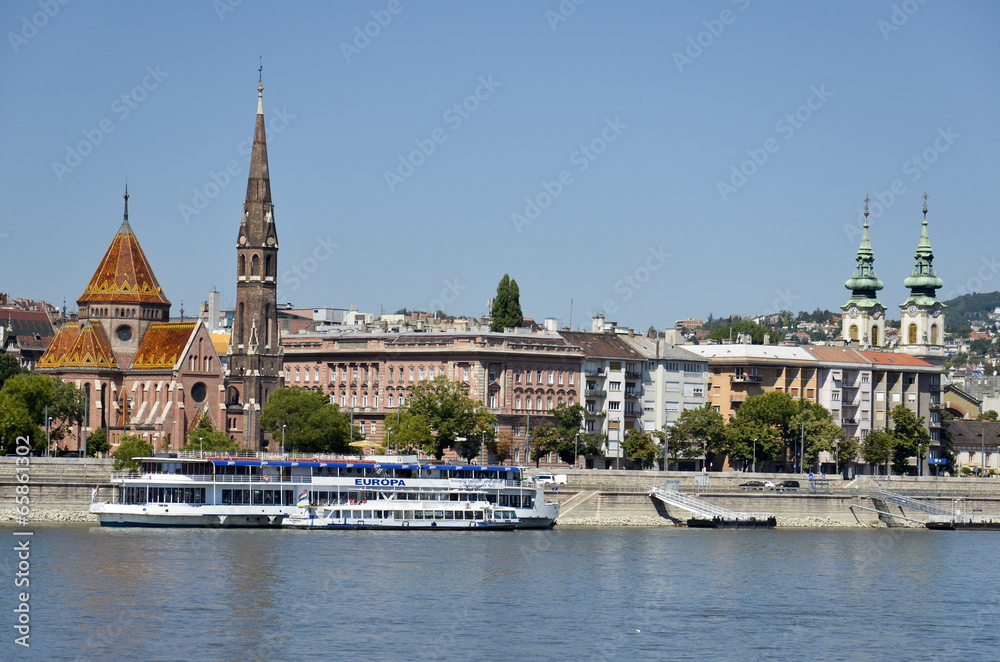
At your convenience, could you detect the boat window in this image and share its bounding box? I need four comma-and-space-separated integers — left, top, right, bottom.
475, 511, 484, 520
444, 511, 454, 520
464, 511, 474, 520
414, 511, 423, 519
404, 510, 413, 519
394, 511, 403, 520
434, 510, 444, 519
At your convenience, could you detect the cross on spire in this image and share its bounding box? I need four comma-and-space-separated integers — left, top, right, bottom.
922, 192, 929, 216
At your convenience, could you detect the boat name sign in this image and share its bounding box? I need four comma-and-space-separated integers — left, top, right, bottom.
354, 478, 406, 486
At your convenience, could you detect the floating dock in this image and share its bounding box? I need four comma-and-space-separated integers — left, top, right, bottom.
649, 486, 776, 528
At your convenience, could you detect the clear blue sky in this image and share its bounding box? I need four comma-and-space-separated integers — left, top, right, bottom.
2, 1, 998, 329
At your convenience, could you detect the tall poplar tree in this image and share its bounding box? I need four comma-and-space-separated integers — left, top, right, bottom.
490, 274, 511, 331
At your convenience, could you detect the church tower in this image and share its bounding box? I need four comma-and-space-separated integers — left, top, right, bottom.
898, 194, 945, 364
842, 197, 886, 348
226, 74, 283, 450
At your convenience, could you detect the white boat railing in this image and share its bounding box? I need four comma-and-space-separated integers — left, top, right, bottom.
111, 471, 310, 484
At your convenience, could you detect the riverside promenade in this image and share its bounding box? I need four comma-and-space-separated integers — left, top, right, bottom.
5, 457, 1000, 527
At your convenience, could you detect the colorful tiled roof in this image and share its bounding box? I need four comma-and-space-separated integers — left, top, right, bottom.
859, 351, 935, 367
130, 323, 196, 369
78, 214, 170, 306
36, 322, 118, 369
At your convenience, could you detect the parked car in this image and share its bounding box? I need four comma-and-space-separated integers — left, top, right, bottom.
739, 480, 766, 489
776, 480, 800, 492
534, 474, 567, 486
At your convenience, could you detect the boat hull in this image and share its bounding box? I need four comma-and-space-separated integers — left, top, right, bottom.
284, 518, 516, 531
91, 504, 285, 528
687, 516, 777, 529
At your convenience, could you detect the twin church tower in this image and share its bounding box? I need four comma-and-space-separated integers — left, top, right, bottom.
841, 194, 946, 363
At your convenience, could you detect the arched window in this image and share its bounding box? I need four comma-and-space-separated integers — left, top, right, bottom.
236, 303, 244, 344
264, 304, 271, 346
871, 326, 880, 346
265, 255, 272, 277
251, 254, 260, 277
908, 323, 918, 345
930, 324, 938, 345
239, 254, 246, 277
849, 325, 858, 341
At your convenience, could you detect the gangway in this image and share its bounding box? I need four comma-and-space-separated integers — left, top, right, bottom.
869, 489, 958, 517
648, 486, 775, 528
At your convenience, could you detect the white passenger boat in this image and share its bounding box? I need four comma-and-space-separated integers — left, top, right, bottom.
91, 454, 559, 529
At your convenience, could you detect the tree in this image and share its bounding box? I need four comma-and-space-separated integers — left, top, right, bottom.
707, 320, 774, 345
0, 353, 26, 391
490, 274, 523, 331
490, 274, 511, 332
0, 373, 84, 454
664, 421, 697, 470
791, 400, 845, 470
673, 404, 727, 469
977, 410, 999, 422
622, 430, 659, 469
834, 435, 860, 473
383, 411, 433, 454
724, 418, 781, 469
260, 387, 356, 454
405, 376, 496, 459
86, 428, 109, 457
487, 429, 516, 465
112, 434, 153, 471
182, 412, 240, 452
862, 430, 895, 475
529, 422, 561, 465
889, 405, 930, 475
506, 278, 524, 329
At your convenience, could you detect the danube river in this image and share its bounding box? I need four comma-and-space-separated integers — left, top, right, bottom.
4, 524, 997, 661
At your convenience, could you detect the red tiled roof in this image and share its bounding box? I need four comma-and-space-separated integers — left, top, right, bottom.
78, 222, 170, 306
36, 322, 118, 369
130, 323, 196, 369
859, 351, 934, 367
804, 346, 868, 363
559, 331, 645, 360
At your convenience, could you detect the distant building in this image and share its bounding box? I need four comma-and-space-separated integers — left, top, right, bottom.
1, 309, 56, 370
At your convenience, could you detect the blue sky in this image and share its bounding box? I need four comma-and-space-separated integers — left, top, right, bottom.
2, 1, 998, 330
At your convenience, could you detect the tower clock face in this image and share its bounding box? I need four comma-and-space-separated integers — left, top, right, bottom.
908, 304, 918, 316
849, 306, 859, 318
116, 325, 132, 342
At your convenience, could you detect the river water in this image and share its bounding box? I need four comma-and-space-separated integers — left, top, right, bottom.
3, 524, 997, 661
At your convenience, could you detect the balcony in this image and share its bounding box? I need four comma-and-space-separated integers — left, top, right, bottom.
730, 393, 748, 403
624, 388, 642, 399
583, 368, 606, 377
731, 375, 762, 384
929, 381, 942, 393
585, 389, 607, 397
624, 409, 641, 419
624, 370, 641, 379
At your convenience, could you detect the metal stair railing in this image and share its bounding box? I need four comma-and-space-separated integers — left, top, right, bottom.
869, 489, 957, 518
649, 487, 773, 521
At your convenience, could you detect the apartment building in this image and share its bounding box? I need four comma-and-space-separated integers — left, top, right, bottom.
684, 345, 819, 420
621, 334, 709, 434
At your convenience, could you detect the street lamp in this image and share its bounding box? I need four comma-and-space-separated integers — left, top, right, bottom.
574, 432, 579, 468
982, 428, 986, 478
199, 436, 203, 459
752, 438, 757, 473
47, 416, 54, 457
281, 424, 286, 455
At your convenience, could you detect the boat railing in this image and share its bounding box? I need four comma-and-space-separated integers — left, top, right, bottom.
111, 471, 310, 484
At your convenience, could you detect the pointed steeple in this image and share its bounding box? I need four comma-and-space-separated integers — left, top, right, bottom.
245, 78, 271, 207
119, 184, 133, 234
844, 197, 884, 300
79, 189, 170, 306
902, 193, 944, 303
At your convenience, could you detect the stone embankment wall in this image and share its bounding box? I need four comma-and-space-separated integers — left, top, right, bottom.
0, 457, 112, 523
5, 460, 1000, 527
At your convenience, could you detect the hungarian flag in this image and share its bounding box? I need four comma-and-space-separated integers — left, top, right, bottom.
296, 490, 309, 507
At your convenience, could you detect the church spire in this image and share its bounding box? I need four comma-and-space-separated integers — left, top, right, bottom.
902, 193, 944, 302
844, 196, 884, 300
119, 183, 132, 234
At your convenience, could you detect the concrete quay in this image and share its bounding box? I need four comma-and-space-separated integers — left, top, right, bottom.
5, 459, 1000, 528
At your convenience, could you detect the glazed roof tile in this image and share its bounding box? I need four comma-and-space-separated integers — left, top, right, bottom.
130, 323, 197, 370
78, 220, 170, 306
36, 322, 118, 369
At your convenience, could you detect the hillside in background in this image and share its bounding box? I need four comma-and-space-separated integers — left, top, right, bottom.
943, 292, 1000, 327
